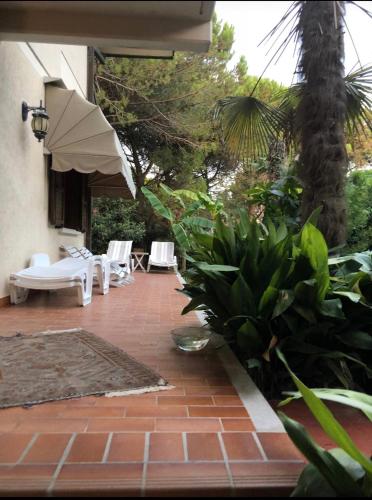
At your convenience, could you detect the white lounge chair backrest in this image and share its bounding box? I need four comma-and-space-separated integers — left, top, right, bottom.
150, 242, 175, 264
107, 241, 133, 265
30, 253, 50, 267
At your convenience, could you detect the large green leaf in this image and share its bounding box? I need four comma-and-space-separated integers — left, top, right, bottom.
279, 412, 364, 497
182, 216, 214, 231
258, 285, 279, 317
237, 320, 267, 357
230, 274, 256, 316
299, 223, 330, 301
141, 187, 173, 221
337, 330, 372, 351
214, 95, 286, 160
279, 388, 372, 422
195, 263, 239, 273
159, 183, 185, 208
332, 290, 361, 303
272, 289, 295, 318
318, 299, 345, 319
292, 448, 366, 497
276, 349, 372, 475
173, 189, 199, 201
172, 223, 190, 251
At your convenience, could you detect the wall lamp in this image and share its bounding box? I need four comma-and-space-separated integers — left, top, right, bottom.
22, 100, 49, 142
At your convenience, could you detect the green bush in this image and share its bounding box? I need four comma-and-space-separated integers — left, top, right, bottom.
142, 185, 372, 397
179, 212, 372, 396
245, 172, 302, 228
277, 350, 372, 497
346, 170, 372, 253
92, 197, 146, 255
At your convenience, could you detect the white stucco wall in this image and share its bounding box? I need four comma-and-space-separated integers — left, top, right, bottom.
0, 41, 87, 298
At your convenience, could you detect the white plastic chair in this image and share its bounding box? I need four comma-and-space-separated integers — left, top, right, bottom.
30, 253, 51, 267
106, 241, 133, 271
62, 244, 133, 289
9, 255, 94, 306
147, 242, 178, 273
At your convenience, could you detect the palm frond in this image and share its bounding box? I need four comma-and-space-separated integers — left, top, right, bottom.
344, 64, 372, 136
214, 96, 286, 160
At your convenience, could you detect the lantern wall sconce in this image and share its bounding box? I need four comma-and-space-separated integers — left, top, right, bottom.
22, 100, 49, 142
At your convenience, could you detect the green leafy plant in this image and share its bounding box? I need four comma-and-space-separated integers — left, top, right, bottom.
245, 171, 302, 228
141, 184, 222, 254
276, 349, 372, 497
345, 170, 372, 253
92, 197, 146, 255
177, 209, 372, 395
142, 184, 372, 395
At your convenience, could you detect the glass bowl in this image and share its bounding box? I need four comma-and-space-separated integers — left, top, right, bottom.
171, 327, 211, 352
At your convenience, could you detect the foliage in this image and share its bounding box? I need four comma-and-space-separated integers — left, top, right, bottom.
214, 0, 372, 247
276, 349, 372, 497
91, 197, 146, 255
141, 184, 223, 258
95, 14, 241, 199
244, 169, 302, 228
173, 207, 372, 396
345, 170, 372, 252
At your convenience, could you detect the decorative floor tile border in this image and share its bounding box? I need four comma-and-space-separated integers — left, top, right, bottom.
176, 274, 285, 433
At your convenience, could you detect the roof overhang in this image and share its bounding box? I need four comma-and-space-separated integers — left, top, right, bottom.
0, 1, 215, 54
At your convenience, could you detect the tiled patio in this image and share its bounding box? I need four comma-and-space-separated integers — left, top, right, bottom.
0, 272, 305, 496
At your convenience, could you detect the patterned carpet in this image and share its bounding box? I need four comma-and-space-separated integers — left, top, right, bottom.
0, 328, 169, 408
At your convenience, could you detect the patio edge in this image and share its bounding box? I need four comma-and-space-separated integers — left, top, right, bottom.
176, 273, 285, 433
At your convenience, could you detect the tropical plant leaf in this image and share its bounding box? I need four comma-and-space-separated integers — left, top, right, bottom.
280, 388, 372, 422
344, 64, 372, 136
141, 187, 173, 221
214, 95, 286, 160
337, 330, 372, 351
172, 223, 190, 251
272, 289, 295, 318
276, 348, 372, 474
279, 412, 365, 497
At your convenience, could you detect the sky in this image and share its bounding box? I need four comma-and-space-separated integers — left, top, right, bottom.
214, 1, 372, 86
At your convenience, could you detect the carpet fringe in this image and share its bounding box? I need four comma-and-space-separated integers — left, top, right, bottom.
105, 384, 175, 397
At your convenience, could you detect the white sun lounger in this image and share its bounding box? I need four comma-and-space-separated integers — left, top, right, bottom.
9, 256, 96, 306
147, 242, 178, 273
62, 244, 132, 288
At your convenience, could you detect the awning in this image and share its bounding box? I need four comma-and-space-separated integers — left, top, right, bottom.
88, 172, 134, 199
45, 85, 136, 198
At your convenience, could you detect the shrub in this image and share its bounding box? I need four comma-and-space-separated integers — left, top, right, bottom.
277, 350, 372, 497
142, 185, 372, 397
346, 170, 372, 253
179, 212, 372, 396
92, 197, 146, 255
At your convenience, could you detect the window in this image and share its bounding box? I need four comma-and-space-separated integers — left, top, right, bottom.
48, 160, 89, 233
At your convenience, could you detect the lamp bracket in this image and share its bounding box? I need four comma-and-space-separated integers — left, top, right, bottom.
22, 100, 46, 121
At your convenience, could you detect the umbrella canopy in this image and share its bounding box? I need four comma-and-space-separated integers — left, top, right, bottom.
45, 85, 135, 198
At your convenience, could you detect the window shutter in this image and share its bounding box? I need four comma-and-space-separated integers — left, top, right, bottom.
48, 156, 87, 233
64, 170, 85, 232
48, 162, 65, 228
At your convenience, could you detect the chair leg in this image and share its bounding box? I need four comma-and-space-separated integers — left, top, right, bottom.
102, 260, 111, 294
9, 283, 29, 304
78, 261, 94, 306
147, 262, 151, 272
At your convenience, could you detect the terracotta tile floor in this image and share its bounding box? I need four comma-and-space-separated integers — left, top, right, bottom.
0, 272, 305, 496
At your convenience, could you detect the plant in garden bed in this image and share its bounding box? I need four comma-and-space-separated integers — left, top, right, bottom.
141, 184, 223, 268
244, 168, 302, 229
142, 185, 372, 397
181, 210, 372, 395
276, 349, 372, 497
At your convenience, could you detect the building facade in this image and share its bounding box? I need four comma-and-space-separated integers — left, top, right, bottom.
0, 41, 89, 300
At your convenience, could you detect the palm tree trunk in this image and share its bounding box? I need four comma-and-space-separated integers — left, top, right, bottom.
297, 1, 348, 247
